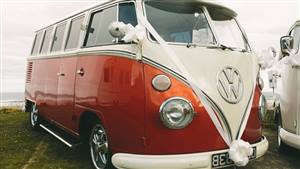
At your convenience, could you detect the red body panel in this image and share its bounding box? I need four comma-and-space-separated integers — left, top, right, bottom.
74, 56, 146, 153
142, 64, 262, 155
25, 54, 262, 155
56, 57, 77, 130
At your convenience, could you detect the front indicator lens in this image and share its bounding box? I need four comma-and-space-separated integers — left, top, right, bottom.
160, 97, 195, 129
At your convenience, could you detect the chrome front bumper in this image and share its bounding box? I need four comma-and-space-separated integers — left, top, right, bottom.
280, 128, 300, 150
112, 136, 268, 169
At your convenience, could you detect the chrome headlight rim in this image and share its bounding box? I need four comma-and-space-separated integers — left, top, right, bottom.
159, 97, 195, 129
257, 76, 264, 90
258, 95, 266, 121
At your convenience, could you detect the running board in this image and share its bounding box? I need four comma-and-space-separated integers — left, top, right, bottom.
40, 124, 81, 148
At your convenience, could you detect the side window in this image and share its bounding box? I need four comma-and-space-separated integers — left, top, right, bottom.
66, 16, 84, 50
52, 23, 67, 52
119, 2, 137, 26
31, 31, 43, 55
40, 27, 54, 54
292, 26, 300, 51
84, 6, 117, 47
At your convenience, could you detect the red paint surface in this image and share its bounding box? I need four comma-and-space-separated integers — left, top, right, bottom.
25, 55, 263, 155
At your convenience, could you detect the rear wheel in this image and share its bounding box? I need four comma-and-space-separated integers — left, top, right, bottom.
89, 121, 111, 169
29, 103, 40, 129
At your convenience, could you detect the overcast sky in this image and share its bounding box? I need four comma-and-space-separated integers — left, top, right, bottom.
0, 0, 299, 93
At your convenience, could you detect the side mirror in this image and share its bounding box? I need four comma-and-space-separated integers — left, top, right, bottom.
280, 35, 293, 56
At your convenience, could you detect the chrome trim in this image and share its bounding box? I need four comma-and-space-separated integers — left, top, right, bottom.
27, 49, 137, 60
159, 97, 196, 129
203, 6, 220, 46
204, 93, 233, 142
40, 124, 73, 148
216, 66, 244, 104
142, 57, 189, 86
258, 95, 266, 122
235, 85, 255, 140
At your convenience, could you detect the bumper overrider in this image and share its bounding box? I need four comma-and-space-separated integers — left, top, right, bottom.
112, 136, 268, 169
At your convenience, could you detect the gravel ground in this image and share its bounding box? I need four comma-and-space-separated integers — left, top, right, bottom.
234, 128, 300, 169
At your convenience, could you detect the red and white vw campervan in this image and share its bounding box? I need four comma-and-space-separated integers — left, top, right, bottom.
25, 0, 268, 168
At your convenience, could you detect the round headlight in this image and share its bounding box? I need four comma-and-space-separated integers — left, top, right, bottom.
159, 97, 195, 129
152, 75, 171, 92
257, 76, 264, 90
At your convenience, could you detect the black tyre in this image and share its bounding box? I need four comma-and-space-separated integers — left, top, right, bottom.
29, 103, 40, 129
89, 121, 112, 169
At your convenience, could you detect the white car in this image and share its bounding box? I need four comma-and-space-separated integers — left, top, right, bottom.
273, 20, 300, 151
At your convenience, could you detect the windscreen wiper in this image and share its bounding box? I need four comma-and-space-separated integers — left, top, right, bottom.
219, 44, 234, 51
207, 44, 237, 51
186, 43, 197, 48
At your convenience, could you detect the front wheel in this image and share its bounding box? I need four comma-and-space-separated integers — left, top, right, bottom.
29, 103, 40, 129
89, 122, 111, 169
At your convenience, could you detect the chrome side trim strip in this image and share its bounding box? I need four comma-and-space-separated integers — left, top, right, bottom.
235, 87, 255, 140
203, 92, 233, 142
40, 124, 73, 148
142, 57, 189, 86
27, 49, 137, 60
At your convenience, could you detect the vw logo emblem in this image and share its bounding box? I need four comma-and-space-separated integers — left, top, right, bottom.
217, 67, 244, 104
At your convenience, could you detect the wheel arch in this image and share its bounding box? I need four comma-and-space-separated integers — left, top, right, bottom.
25, 99, 34, 113
78, 111, 103, 143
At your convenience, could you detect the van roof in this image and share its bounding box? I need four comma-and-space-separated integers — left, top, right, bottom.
35, 0, 237, 33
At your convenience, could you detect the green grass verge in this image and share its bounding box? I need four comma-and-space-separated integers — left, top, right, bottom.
0, 109, 93, 169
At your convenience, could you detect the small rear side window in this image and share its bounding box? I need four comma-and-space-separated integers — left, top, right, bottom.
40, 27, 54, 54
31, 31, 43, 55
52, 23, 67, 52
66, 16, 84, 50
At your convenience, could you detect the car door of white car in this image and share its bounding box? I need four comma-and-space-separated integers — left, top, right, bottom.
277, 25, 300, 134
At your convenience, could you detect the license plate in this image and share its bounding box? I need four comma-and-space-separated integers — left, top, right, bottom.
211, 147, 256, 168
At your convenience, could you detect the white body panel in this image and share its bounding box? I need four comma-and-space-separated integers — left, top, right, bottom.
275, 63, 299, 134
275, 20, 300, 149
143, 42, 258, 140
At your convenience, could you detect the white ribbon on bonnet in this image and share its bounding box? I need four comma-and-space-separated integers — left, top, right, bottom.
115, 8, 258, 167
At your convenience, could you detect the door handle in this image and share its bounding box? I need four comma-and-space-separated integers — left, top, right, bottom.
292, 65, 300, 69
57, 73, 65, 77
273, 73, 281, 78
76, 68, 85, 76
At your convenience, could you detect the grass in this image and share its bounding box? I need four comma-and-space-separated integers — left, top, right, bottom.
0, 109, 94, 169
0, 108, 299, 169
